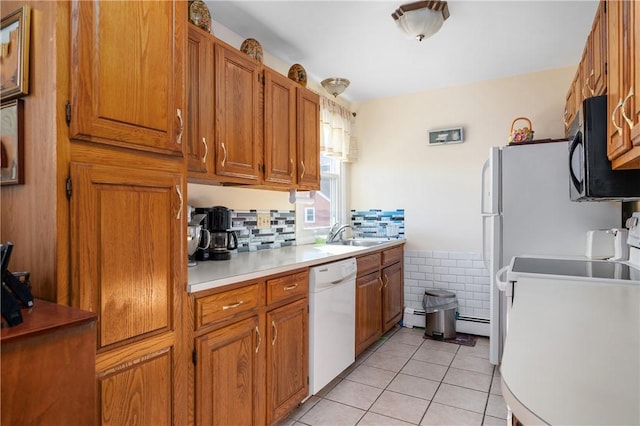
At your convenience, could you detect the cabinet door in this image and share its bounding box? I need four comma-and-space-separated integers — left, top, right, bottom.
214, 43, 261, 183
382, 262, 403, 333
355, 271, 383, 356
607, 0, 624, 159
70, 0, 185, 156
187, 24, 215, 176
630, 1, 640, 149
590, 1, 607, 96
266, 298, 309, 425
296, 88, 321, 190
264, 68, 297, 186
70, 161, 185, 425
195, 316, 261, 426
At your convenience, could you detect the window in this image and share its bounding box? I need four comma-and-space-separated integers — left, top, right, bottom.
296, 154, 345, 243
304, 207, 316, 224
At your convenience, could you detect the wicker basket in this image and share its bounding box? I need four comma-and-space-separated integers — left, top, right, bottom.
509, 117, 535, 143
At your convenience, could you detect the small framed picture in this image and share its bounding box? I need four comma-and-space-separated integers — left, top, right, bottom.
1, 99, 24, 185
428, 127, 464, 145
1, 6, 31, 101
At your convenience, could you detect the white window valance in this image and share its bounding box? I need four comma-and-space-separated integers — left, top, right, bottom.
319, 96, 357, 162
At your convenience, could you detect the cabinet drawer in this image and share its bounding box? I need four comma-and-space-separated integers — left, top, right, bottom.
357, 252, 381, 276
382, 246, 403, 266
195, 284, 260, 328
267, 271, 309, 305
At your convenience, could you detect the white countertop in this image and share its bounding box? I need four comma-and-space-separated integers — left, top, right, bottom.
187, 239, 405, 293
500, 275, 640, 425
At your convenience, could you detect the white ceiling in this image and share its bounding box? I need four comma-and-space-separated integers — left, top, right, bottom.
205, 1, 599, 103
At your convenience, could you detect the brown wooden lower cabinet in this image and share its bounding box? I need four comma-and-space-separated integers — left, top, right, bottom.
266, 298, 309, 424
355, 245, 405, 356
1, 300, 97, 426
355, 270, 383, 355
195, 316, 262, 425
191, 269, 309, 425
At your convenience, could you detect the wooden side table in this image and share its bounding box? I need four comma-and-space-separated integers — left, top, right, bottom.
1, 299, 97, 425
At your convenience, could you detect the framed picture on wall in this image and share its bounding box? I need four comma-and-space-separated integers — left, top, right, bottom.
1, 6, 31, 101
428, 127, 464, 145
1, 99, 24, 185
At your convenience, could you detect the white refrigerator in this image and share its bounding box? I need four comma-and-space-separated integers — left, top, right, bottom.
481, 141, 621, 365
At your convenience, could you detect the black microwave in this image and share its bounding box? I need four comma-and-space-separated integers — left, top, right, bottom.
568, 95, 640, 201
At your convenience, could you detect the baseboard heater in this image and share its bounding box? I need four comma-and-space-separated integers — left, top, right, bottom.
402, 308, 490, 337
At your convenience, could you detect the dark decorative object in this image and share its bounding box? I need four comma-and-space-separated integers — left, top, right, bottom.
424, 332, 477, 347
288, 64, 308, 87
189, 0, 212, 33
0, 99, 24, 185
0, 6, 30, 101
240, 38, 263, 63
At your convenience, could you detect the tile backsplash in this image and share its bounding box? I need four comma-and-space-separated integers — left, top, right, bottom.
350, 209, 405, 239
231, 210, 296, 252
404, 249, 490, 320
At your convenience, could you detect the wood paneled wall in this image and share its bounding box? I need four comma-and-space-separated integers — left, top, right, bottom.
0, 1, 70, 303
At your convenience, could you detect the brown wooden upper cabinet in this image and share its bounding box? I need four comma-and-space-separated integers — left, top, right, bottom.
187, 24, 215, 176
296, 88, 321, 190
69, 1, 185, 157
264, 68, 298, 187
607, 0, 640, 169
215, 41, 263, 183
186, 25, 321, 190
565, 1, 607, 135
263, 67, 321, 191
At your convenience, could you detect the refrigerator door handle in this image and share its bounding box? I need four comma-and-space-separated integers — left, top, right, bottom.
481, 159, 490, 214
495, 265, 510, 291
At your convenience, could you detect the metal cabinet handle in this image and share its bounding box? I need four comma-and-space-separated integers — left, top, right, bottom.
175, 184, 183, 220
221, 142, 227, 168
284, 283, 298, 291
621, 87, 635, 130
378, 277, 383, 292
612, 98, 623, 136
202, 137, 208, 163
255, 325, 261, 354
271, 320, 277, 346
300, 161, 306, 179
585, 69, 595, 97
290, 159, 294, 177
383, 273, 389, 289
222, 300, 244, 310
176, 109, 184, 145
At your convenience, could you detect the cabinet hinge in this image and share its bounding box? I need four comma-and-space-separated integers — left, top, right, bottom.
192, 349, 197, 365
65, 101, 71, 126
65, 176, 72, 200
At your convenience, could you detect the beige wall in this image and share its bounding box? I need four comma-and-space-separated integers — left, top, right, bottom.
350, 67, 575, 252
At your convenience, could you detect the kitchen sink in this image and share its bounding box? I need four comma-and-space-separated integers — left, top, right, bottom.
326, 239, 388, 247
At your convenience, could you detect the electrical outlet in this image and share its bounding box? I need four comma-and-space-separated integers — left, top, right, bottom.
257, 213, 271, 229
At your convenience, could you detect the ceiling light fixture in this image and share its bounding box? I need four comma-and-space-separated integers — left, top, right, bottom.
321, 78, 350, 97
392, 0, 450, 42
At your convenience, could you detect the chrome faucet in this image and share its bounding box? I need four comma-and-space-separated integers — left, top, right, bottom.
327, 223, 352, 243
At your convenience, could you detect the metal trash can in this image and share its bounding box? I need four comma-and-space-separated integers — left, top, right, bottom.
423, 289, 458, 339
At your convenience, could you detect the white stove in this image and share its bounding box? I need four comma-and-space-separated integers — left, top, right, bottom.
495, 211, 640, 363
499, 211, 640, 288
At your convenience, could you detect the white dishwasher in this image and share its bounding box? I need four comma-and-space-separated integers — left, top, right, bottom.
308, 257, 357, 395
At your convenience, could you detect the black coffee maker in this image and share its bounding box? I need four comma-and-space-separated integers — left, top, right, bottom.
195, 206, 238, 261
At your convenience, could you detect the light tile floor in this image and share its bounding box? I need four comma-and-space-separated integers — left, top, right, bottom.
278, 327, 507, 426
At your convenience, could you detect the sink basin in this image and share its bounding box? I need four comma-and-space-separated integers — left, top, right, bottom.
326, 239, 388, 247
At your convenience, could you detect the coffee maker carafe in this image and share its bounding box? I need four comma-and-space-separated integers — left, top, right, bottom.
196, 206, 238, 261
